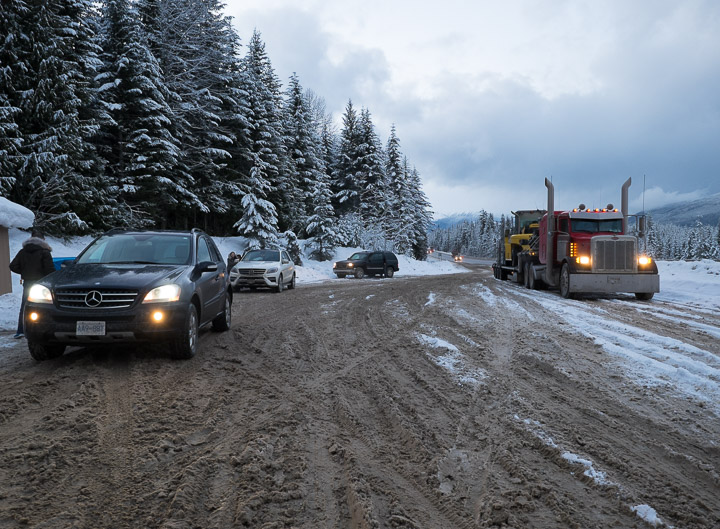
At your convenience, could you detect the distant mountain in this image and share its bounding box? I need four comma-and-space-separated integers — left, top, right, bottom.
646, 193, 720, 227
431, 212, 481, 230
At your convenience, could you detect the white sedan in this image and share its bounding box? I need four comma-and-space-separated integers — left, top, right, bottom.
229, 249, 296, 292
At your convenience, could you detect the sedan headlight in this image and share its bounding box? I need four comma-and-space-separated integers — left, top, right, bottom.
266, 267, 278, 274
27, 284, 53, 303
143, 284, 181, 303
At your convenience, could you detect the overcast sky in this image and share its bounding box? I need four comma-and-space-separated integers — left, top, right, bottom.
225, 0, 720, 218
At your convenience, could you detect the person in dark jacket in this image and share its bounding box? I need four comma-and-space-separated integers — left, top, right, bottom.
9, 230, 55, 338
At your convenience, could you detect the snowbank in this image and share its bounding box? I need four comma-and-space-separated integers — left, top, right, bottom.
656, 260, 720, 311
0, 229, 466, 332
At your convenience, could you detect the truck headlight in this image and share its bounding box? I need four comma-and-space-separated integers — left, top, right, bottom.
576, 256, 591, 265
28, 284, 53, 303
143, 284, 181, 303
638, 256, 651, 266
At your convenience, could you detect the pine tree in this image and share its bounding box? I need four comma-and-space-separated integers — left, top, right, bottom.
333, 100, 362, 215
1, 0, 113, 234
356, 108, 385, 222
233, 153, 279, 249
137, 0, 241, 230
407, 165, 433, 259
239, 31, 290, 231
0, 0, 24, 195
96, 0, 198, 228
282, 73, 324, 233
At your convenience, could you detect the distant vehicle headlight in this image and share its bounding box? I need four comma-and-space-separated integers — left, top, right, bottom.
143, 284, 181, 303
266, 267, 278, 274
333, 262, 337, 268
28, 284, 53, 303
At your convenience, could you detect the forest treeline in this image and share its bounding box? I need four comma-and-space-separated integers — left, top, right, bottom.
428, 212, 720, 261
0, 0, 432, 260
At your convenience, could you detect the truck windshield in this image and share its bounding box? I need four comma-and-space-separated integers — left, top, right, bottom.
571, 219, 623, 234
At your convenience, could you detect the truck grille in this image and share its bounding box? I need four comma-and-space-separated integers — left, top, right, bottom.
238, 269, 266, 277
55, 289, 139, 309
592, 237, 636, 272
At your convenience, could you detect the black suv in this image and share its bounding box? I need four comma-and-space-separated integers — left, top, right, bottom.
333, 251, 399, 279
23, 228, 232, 361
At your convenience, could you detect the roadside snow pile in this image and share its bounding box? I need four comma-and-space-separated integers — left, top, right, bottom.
656, 259, 720, 311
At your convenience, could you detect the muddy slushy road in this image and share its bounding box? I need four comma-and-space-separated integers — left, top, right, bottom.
1, 264, 719, 529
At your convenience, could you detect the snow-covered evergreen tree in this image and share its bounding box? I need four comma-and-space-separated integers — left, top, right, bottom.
356, 107, 386, 222
239, 31, 291, 231
407, 165, 433, 259
333, 100, 362, 215
233, 153, 279, 249
96, 0, 198, 228
282, 73, 325, 233
1, 0, 110, 233
137, 0, 239, 230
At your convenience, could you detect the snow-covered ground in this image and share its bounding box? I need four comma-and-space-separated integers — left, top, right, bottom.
0, 228, 466, 333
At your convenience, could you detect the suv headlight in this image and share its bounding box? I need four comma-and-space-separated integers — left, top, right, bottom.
28, 284, 53, 303
266, 267, 278, 274
143, 284, 181, 303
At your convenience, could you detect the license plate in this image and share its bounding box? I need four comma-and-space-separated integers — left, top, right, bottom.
76, 321, 106, 336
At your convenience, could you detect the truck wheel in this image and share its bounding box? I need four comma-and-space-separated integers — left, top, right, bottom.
354, 267, 365, 279
560, 263, 573, 299
635, 292, 654, 301
28, 341, 65, 361
524, 263, 531, 288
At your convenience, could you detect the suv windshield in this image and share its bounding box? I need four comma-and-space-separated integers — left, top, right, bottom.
242, 250, 279, 262
571, 219, 623, 234
349, 253, 369, 260
76, 234, 192, 265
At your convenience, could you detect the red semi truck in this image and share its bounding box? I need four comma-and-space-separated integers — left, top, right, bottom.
493, 178, 660, 300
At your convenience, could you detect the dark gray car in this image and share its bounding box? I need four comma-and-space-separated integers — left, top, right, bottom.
333, 251, 399, 279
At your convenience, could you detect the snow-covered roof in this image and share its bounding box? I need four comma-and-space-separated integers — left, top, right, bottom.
0, 197, 34, 229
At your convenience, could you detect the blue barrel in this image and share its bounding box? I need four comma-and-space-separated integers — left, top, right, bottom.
52, 257, 75, 270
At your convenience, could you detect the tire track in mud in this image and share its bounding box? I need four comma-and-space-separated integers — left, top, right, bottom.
482, 269, 720, 528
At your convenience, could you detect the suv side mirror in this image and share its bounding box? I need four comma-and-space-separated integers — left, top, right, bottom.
197, 261, 218, 273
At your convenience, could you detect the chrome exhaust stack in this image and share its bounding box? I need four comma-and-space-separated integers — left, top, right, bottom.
621, 177, 631, 233
545, 178, 555, 286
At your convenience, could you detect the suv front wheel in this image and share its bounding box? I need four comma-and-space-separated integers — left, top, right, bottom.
212, 292, 231, 331
28, 341, 65, 361
354, 267, 365, 279
170, 304, 199, 359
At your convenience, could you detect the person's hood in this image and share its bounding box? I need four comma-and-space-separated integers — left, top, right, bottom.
22, 237, 53, 253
